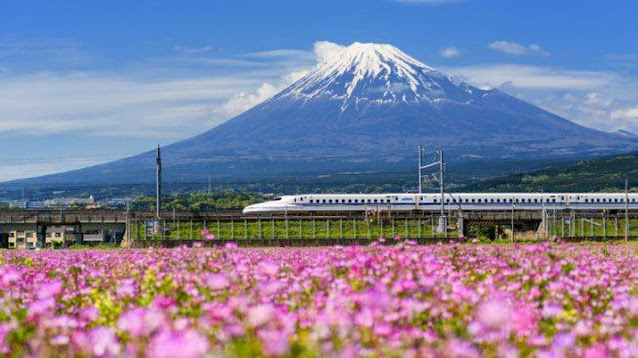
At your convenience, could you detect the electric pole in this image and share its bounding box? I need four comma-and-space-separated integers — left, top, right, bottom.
625, 179, 629, 242
418, 145, 423, 194
438, 150, 446, 234
156, 145, 162, 220
418, 147, 446, 234
511, 197, 515, 243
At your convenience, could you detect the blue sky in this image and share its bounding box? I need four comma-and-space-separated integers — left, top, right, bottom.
1, 0, 637, 181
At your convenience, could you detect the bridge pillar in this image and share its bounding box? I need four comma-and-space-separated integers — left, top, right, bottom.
75, 232, 83, 246
437, 216, 447, 234
36, 225, 46, 249
457, 211, 467, 237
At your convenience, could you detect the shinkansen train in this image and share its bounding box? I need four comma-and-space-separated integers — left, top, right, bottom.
242, 193, 638, 215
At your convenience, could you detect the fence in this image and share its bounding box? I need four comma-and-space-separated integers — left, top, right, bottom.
129, 215, 459, 241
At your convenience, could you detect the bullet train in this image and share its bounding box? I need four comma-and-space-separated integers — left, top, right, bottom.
242, 193, 638, 215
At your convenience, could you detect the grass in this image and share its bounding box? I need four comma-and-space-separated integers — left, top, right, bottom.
132, 217, 459, 240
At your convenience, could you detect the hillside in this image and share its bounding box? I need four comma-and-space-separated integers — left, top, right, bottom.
459, 152, 638, 192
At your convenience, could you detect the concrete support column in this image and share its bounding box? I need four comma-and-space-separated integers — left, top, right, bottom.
457, 215, 465, 237
36, 225, 46, 249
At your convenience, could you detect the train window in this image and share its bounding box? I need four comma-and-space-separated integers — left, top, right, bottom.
446, 199, 450, 203
465, 199, 469, 203
471, 199, 475, 203
615, 198, 619, 202
553, 199, 556, 203
490, 199, 494, 203
478, 199, 482, 203
633, 199, 636, 202
322, 199, 326, 203
585, 199, 589, 203
433, 199, 438, 203
310, 199, 313, 203
373, 199, 378, 203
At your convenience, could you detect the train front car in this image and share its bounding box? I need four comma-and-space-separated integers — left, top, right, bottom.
242, 196, 302, 215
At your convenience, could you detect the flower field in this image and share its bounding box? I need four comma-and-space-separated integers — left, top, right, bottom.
0, 243, 636, 357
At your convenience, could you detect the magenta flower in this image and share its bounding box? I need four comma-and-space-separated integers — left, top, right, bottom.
148, 329, 209, 358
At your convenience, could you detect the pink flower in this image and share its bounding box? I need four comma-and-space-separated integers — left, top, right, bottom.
477, 297, 511, 329
148, 329, 209, 358
206, 273, 230, 291
247, 304, 275, 327
37, 279, 63, 299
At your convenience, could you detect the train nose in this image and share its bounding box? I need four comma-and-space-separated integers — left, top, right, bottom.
242, 203, 265, 214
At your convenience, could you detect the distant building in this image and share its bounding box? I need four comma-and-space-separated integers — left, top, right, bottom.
7, 229, 37, 250
9, 200, 46, 209
44, 196, 96, 207
7, 226, 76, 249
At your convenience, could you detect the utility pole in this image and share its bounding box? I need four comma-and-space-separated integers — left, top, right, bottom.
418, 145, 423, 194
625, 179, 629, 242
125, 199, 131, 242
438, 150, 446, 234
511, 197, 515, 243
418, 147, 446, 233
156, 145, 162, 220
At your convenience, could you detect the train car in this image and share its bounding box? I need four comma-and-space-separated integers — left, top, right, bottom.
242, 193, 638, 215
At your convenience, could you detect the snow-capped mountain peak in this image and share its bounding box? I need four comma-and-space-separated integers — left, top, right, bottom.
282, 42, 478, 108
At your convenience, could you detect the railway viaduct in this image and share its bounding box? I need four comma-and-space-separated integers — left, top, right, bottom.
0, 208, 636, 248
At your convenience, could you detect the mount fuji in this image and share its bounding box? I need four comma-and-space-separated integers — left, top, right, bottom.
6, 42, 638, 187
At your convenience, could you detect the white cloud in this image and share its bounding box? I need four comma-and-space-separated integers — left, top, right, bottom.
0, 38, 92, 70
489, 41, 550, 57
0, 72, 268, 138
243, 49, 314, 59
447, 64, 611, 90
219, 83, 280, 117
445, 63, 638, 134
611, 107, 638, 120
313, 41, 347, 64
0, 40, 323, 140
215, 42, 342, 117
440, 46, 461, 58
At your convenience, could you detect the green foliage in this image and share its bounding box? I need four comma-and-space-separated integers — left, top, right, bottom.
460, 152, 638, 192
130, 190, 266, 212
132, 217, 458, 240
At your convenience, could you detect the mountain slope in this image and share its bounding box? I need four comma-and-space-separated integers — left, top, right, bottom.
459, 152, 638, 192
5, 42, 638, 187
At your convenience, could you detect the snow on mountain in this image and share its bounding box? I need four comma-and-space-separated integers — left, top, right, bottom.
281, 42, 478, 109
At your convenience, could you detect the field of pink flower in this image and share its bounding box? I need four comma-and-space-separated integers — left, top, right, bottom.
0, 243, 636, 357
